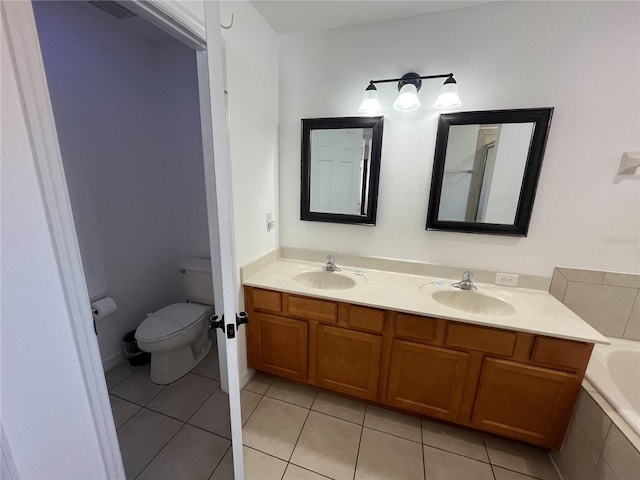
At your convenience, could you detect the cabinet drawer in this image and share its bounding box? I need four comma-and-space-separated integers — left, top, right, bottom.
252, 288, 281, 313
347, 305, 384, 333
287, 295, 337, 323
531, 337, 593, 371
446, 323, 516, 356
395, 313, 437, 342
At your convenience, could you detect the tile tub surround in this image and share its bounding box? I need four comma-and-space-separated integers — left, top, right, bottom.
242, 258, 607, 344
551, 387, 640, 480
549, 267, 639, 340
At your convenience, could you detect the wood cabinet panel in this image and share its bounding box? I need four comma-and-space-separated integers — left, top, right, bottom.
531, 337, 592, 372
394, 313, 437, 342
446, 323, 516, 356
287, 295, 337, 323
387, 340, 470, 420
347, 305, 385, 333
317, 325, 382, 400
255, 313, 308, 381
471, 358, 580, 448
252, 288, 281, 313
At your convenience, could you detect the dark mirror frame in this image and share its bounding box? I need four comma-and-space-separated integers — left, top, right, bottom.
426, 108, 553, 236
301, 116, 384, 225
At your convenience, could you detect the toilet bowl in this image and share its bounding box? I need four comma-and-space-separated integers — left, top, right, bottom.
134, 258, 215, 384
135, 303, 212, 384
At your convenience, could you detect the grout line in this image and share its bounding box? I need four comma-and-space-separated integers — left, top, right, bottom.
184, 383, 222, 424
489, 463, 497, 480
621, 289, 640, 338
286, 390, 317, 463
420, 418, 426, 480
352, 405, 367, 480
134, 421, 187, 479
189, 370, 222, 382
286, 462, 334, 479
208, 444, 232, 479
361, 425, 422, 445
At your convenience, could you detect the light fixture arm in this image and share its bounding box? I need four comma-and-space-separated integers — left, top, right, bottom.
368, 72, 454, 92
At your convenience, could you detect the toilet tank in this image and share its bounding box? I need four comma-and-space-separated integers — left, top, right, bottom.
180, 258, 214, 305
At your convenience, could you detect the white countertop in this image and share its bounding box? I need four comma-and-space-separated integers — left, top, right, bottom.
243, 259, 608, 344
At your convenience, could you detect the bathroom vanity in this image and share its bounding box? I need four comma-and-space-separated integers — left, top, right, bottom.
243, 259, 606, 450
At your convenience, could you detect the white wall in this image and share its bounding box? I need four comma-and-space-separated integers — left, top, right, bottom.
220, 0, 279, 382
1, 16, 108, 478
33, 1, 209, 365
278, 1, 640, 276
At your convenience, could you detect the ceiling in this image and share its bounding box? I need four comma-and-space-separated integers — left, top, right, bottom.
250, 0, 492, 35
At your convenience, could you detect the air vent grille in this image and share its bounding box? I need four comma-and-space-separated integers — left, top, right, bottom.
88, 1, 137, 20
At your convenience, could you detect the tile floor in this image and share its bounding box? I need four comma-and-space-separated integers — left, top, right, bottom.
106, 349, 561, 480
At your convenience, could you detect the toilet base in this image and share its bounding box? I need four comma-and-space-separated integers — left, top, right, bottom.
149, 336, 211, 384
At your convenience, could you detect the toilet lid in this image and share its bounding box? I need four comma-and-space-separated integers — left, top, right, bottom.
135, 303, 206, 342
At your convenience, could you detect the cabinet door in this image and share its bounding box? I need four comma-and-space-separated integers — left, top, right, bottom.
387, 340, 470, 421
471, 358, 580, 448
317, 325, 382, 400
255, 313, 308, 381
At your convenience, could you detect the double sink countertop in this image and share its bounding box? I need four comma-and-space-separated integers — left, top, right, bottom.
242, 258, 608, 345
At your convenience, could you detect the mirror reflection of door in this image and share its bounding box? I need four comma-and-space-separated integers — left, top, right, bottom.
310, 128, 371, 215
439, 122, 535, 224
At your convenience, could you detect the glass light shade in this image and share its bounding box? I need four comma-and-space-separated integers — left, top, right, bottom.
358, 89, 383, 114
393, 84, 420, 112
433, 82, 462, 109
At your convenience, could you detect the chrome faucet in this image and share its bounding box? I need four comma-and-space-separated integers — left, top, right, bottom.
322, 255, 342, 272
452, 271, 477, 290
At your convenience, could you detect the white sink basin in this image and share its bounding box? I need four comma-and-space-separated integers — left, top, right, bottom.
430, 290, 516, 316
294, 271, 357, 290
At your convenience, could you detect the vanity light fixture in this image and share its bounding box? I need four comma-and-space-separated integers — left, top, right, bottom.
358, 71, 461, 114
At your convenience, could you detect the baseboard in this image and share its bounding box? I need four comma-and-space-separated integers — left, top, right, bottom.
240, 367, 254, 389
102, 350, 125, 372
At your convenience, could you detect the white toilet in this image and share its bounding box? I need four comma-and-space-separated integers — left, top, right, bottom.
135, 258, 214, 384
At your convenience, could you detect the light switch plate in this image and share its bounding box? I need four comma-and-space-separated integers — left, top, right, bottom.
496, 273, 519, 287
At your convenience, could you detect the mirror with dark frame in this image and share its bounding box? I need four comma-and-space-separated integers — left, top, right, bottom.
301, 116, 384, 225
427, 108, 553, 236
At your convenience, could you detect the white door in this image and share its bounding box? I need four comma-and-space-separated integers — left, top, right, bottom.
201, 3, 245, 478
310, 129, 365, 215
2, 1, 246, 477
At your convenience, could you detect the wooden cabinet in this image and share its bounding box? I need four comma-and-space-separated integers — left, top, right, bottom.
244, 286, 592, 449
471, 358, 580, 448
252, 313, 308, 381
387, 340, 470, 421
316, 325, 382, 400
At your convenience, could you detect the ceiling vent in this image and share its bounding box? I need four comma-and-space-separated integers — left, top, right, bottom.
87, 1, 137, 20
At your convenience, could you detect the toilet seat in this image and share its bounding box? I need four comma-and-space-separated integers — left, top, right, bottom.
136, 303, 206, 343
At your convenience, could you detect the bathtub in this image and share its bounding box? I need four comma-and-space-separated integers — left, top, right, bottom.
585, 337, 640, 437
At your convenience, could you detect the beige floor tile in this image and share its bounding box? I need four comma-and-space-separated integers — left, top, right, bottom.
137, 424, 230, 480
421, 418, 488, 461
283, 464, 330, 480
244, 446, 288, 480
241, 389, 262, 425
209, 448, 233, 480
109, 395, 141, 429
244, 371, 274, 394
266, 378, 317, 408
191, 343, 221, 380
602, 425, 640, 480
364, 405, 421, 442
424, 446, 494, 480
485, 435, 560, 480
242, 396, 308, 460
147, 373, 219, 421
493, 466, 541, 480
311, 390, 366, 424
291, 411, 361, 480
189, 388, 232, 439
355, 428, 424, 480
105, 361, 138, 390
110, 366, 165, 405
551, 419, 599, 480
116, 409, 182, 479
